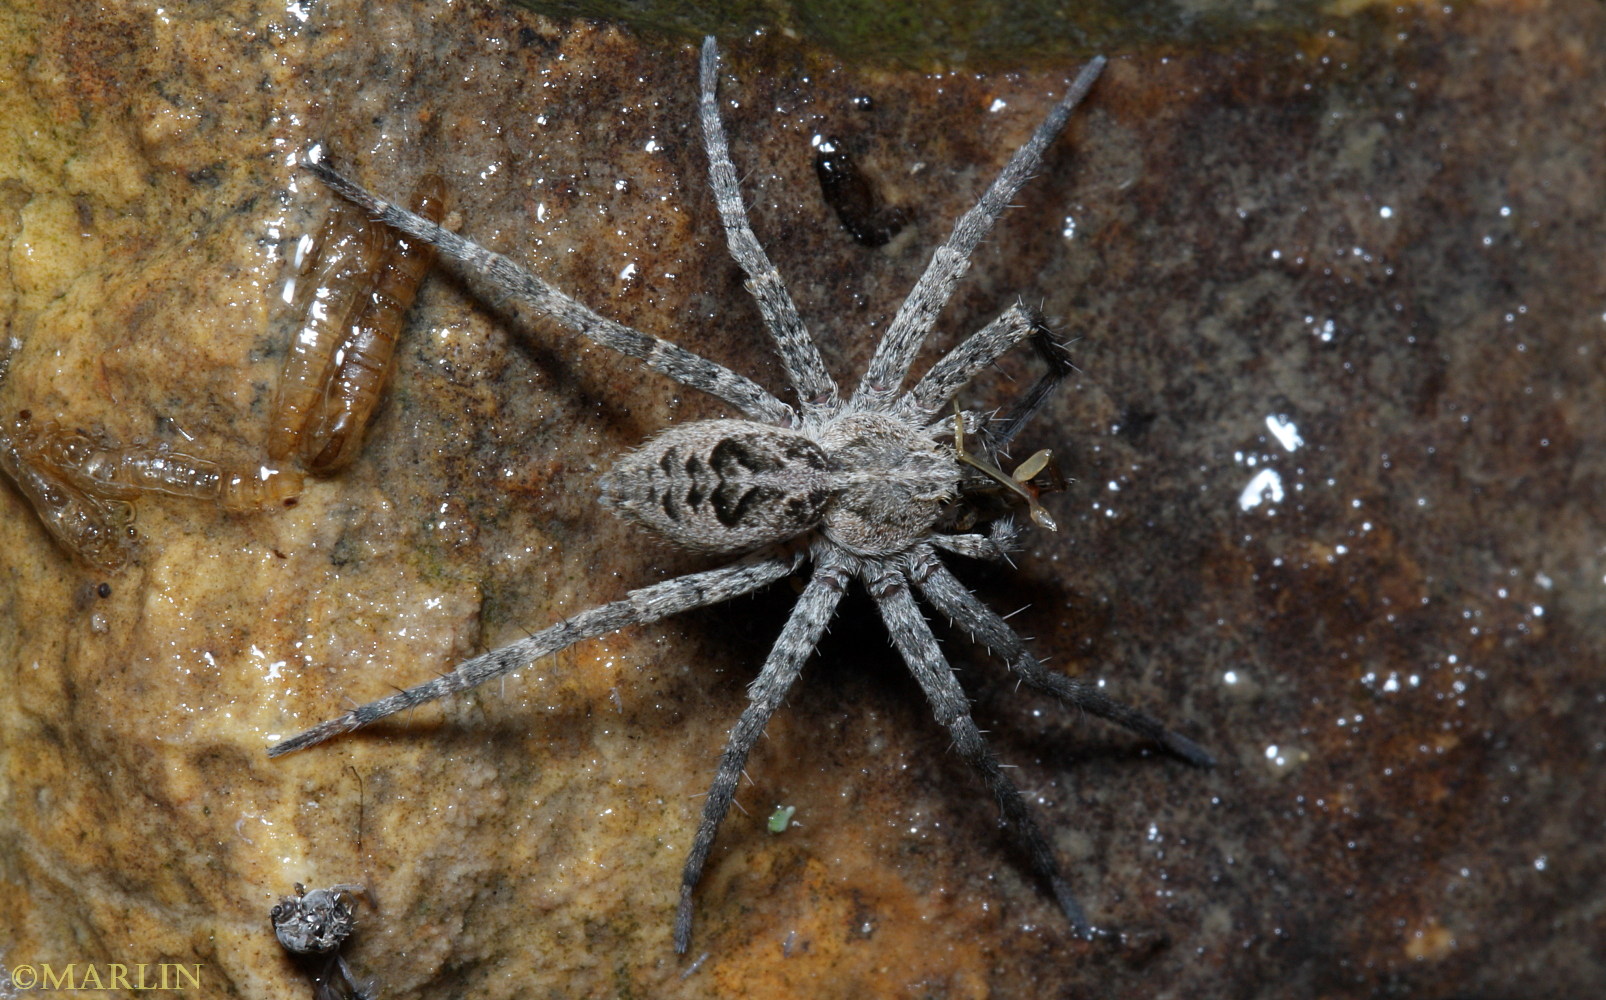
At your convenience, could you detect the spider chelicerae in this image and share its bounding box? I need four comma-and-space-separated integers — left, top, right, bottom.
270, 37, 1214, 952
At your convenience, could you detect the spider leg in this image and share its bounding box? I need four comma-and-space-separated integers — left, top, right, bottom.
333, 954, 378, 1000
674, 551, 850, 953
304, 161, 795, 427
903, 545, 1215, 768
863, 561, 1093, 937
698, 38, 839, 413
268, 548, 803, 757
928, 519, 1021, 563
852, 56, 1105, 409
904, 301, 1076, 449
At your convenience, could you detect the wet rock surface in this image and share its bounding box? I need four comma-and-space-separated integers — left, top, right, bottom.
1, 2, 1601, 997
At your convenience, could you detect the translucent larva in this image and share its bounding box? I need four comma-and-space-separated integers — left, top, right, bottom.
216, 463, 304, 511
0, 416, 136, 571
303, 174, 446, 475
48, 430, 221, 499
38, 428, 302, 511
3, 327, 300, 571
269, 201, 390, 462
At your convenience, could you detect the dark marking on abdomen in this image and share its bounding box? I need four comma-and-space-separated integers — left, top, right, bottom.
599, 419, 833, 555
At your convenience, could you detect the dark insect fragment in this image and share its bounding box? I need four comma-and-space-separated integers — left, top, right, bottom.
814, 135, 909, 247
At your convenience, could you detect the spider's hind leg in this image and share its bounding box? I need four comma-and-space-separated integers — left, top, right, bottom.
864, 561, 1095, 937
268, 549, 801, 757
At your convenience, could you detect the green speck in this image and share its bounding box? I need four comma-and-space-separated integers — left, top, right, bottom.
767, 805, 797, 833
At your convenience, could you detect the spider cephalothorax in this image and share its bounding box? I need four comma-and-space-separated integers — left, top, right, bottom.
271, 37, 1213, 953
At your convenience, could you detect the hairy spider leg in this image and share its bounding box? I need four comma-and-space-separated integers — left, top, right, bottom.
853, 56, 1107, 409
905, 302, 1078, 451
904, 545, 1217, 768
673, 548, 851, 953
988, 322, 1079, 450
698, 37, 839, 414
928, 525, 1018, 562
268, 549, 802, 757
302, 162, 796, 428
864, 561, 1092, 934
906, 302, 1054, 417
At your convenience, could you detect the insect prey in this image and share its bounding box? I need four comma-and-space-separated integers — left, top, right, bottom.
270, 883, 377, 1000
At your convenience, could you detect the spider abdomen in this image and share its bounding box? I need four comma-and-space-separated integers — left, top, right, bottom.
600, 418, 831, 553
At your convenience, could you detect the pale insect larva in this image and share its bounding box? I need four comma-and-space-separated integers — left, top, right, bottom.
40, 424, 302, 512
303, 174, 447, 475
0, 415, 136, 571
4, 456, 136, 571
48, 429, 220, 500
80, 440, 303, 512
217, 463, 304, 511
3, 360, 297, 572
269, 200, 390, 462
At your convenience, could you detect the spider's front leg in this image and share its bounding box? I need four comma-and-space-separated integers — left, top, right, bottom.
902, 300, 1075, 449
852, 56, 1106, 408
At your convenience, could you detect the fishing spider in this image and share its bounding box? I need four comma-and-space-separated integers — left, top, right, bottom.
271, 38, 1213, 952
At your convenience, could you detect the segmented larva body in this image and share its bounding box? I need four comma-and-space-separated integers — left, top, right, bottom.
3, 338, 301, 570
22, 420, 302, 510
304, 174, 446, 475
216, 463, 304, 511
0, 416, 136, 571
46, 430, 219, 500
64, 436, 302, 511
269, 200, 391, 462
